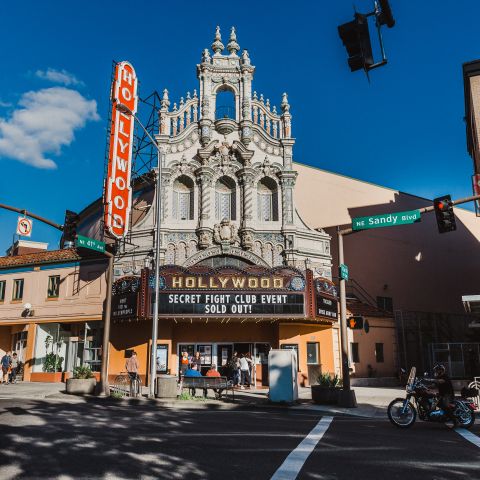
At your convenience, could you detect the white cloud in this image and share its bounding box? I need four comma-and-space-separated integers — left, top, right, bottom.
0, 87, 99, 169
0, 100, 12, 108
35, 68, 84, 86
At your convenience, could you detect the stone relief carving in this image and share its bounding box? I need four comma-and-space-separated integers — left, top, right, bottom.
213, 219, 240, 245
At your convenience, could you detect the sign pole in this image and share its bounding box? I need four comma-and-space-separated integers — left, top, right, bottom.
149, 148, 163, 399
99, 252, 114, 396
337, 228, 357, 407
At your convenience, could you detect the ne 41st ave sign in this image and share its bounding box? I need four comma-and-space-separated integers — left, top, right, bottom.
352, 209, 421, 231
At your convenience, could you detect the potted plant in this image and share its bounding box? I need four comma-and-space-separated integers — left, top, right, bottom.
311, 372, 342, 405
66, 366, 97, 395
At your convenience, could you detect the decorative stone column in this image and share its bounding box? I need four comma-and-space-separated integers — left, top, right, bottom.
195, 166, 215, 248
279, 171, 298, 226
237, 167, 256, 249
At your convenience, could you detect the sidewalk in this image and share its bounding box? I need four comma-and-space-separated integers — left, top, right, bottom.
0, 381, 405, 418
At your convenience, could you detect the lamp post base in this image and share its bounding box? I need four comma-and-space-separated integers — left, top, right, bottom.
338, 389, 357, 408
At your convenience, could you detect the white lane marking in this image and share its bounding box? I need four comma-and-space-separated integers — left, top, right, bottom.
270, 416, 334, 480
455, 428, 480, 448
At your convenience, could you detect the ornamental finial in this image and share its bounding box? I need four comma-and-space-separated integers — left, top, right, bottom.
281, 92, 290, 112
227, 26, 240, 56
211, 26, 224, 55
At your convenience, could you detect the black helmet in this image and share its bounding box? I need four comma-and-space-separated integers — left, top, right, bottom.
433, 364, 446, 377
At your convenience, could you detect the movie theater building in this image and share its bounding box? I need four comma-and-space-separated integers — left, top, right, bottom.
78, 27, 339, 386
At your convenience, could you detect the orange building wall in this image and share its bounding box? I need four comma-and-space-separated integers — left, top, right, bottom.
279, 323, 335, 386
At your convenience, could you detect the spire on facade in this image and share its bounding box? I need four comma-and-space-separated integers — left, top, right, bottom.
227, 26, 240, 56
211, 26, 224, 55
281, 92, 290, 112
161, 89, 170, 109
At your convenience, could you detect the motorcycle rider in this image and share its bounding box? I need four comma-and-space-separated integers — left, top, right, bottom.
425, 364, 456, 426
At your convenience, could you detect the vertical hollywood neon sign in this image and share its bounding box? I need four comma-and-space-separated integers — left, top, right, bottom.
104, 61, 138, 239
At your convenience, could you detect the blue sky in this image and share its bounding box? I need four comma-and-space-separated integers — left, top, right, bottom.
0, 0, 479, 253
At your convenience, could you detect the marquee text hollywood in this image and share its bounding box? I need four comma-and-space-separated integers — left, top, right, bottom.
104, 61, 138, 239
167, 275, 287, 290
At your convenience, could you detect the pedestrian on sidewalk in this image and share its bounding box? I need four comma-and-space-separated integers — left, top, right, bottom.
204, 364, 222, 398
179, 350, 189, 378
239, 353, 252, 389
184, 363, 202, 396
1, 351, 11, 385
193, 351, 202, 373
9, 353, 18, 384
231, 351, 240, 386
125, 351, 139, 382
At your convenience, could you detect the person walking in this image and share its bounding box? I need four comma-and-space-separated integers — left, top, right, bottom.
9, 352, 19, 384
1, 351, 11, 385
231, 351, 240, 386
239, 353, 252, 389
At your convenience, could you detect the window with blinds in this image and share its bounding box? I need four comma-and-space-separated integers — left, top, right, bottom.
257, 177, 278, 221
215, 177, 236, 220
172, 176, 194, 220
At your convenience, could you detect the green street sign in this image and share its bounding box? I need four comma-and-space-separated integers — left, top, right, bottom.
339, 263, 349, 281
75, 235, 106, 253
352, 209, 421, 231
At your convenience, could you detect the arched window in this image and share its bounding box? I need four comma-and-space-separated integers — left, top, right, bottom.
257, 177, 278, 221
215, 176, 236, 220
215, 86, 236, 120
172, 176, 194, 220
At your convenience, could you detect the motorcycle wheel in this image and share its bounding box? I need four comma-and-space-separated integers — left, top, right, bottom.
456, 408, 475, 429
388, 398, 417, 428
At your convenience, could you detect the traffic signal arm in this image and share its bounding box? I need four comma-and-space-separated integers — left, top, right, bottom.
0, 203, 63, 231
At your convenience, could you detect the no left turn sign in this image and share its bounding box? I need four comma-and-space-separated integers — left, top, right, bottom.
16, 217, 33, 237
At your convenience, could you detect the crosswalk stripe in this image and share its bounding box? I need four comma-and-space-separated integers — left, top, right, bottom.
270, 416, 334, 480
454, 428, 480, 448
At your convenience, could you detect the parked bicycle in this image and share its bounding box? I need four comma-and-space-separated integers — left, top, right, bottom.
112, 372, 142, 398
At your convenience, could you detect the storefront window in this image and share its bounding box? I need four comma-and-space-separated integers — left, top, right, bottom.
306, 342, 319, 365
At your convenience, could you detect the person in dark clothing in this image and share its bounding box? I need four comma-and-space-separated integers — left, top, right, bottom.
426, 364, 456, 425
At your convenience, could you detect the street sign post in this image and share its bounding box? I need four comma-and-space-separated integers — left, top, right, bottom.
75, 235, 106, 253
16, 217, 33, 237
339, 263, 349, 281
352, 209, 421, 231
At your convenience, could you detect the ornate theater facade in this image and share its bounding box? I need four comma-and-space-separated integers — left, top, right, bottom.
80, 27, 339, 386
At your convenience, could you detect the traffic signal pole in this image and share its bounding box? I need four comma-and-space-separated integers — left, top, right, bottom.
321, 193, 480, 408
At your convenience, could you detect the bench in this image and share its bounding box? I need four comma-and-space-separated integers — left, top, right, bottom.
180, 376, 234, 401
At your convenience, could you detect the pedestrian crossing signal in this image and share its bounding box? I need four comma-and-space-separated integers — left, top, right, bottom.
348, 316, 364, 329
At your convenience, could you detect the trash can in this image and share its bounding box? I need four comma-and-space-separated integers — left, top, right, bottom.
155, 374, 178, 398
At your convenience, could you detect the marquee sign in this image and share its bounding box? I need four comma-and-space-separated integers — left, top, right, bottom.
112, 276, 140, 320
104, 61, 138, 239
314, 278, 338, 320
151, 266, 306, 317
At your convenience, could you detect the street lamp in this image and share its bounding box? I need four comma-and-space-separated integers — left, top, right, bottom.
116, 102, 163, 399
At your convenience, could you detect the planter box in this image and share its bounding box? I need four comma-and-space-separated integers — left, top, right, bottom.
311, 385, 341, 405
66, 378, 97, 395
30, 372, 63, 383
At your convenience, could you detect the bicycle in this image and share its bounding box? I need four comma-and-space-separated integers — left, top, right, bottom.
112, 372, 142, 398
129, 372, 142, 398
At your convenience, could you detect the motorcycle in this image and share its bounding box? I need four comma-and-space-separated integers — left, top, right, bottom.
387, 367, 477, 429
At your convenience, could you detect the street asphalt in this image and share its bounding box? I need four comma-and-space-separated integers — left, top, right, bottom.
0, 397, 479, 480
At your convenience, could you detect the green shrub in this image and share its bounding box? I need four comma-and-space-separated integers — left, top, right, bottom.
110, 391, 124, 399
318, 372, 342, 387
73, 366, 94, 379
43, 353, 63, 373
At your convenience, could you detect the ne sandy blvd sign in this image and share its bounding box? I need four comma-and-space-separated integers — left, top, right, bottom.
75, 235, 106, 253
352, 209, 421, 231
